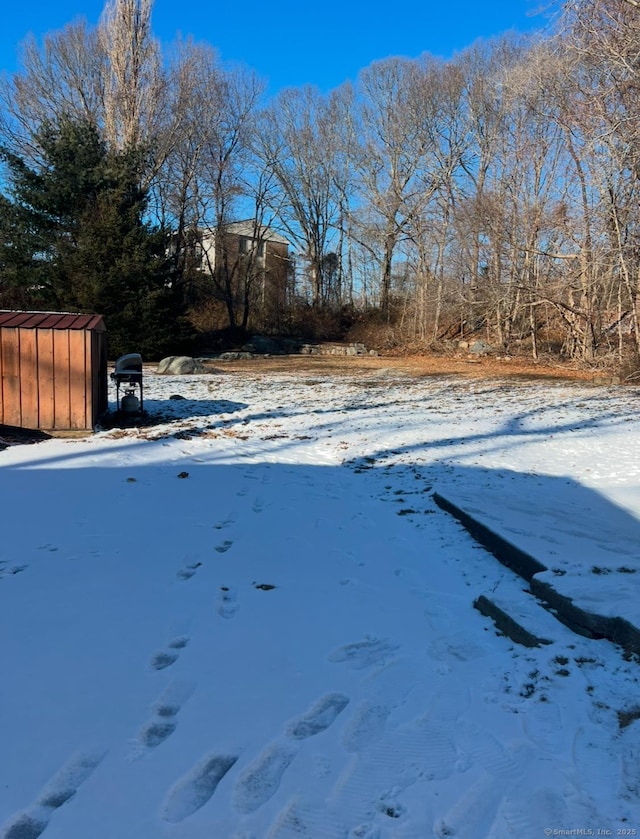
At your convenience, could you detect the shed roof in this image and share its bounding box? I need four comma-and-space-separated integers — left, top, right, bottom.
0, 311, 106, 331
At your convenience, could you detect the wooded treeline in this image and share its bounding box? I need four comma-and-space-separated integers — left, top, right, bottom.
1, 0, 640, 364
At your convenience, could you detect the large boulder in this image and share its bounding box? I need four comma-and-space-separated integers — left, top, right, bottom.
157, 356, 207, 375
468, 340, 494, 355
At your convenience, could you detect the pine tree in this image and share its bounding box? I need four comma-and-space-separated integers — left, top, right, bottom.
0, 116, 190, 358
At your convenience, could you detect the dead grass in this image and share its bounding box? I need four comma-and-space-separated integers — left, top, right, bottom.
201, 353, 602, 383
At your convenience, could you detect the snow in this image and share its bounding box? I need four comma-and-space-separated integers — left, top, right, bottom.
1, 365, 640, 838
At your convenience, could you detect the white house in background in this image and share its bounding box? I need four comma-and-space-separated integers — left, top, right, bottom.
195, 220, 290, 274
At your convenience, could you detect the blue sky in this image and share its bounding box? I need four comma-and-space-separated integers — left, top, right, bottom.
1, 0, 551, 96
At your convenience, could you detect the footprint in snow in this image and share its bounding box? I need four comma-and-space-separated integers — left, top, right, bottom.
234, 693, 350, 816
340, 658, 420, 754
455, 721, 524, 780
572, 724, 622, 804
328, 637, 400, 670
522, 697, 563, 754
285, 693, 350, 740
348, 824, 382, 839
176, 561, 202, 580
217, 586, 239, 619
130, 681, 195, 758
0, 565, 27, 579
150, 636, 190, 671
502, 786, 569, 837
267, 796, 353, 838
434, 773, 506, 838
215, 540, 233, 554
233, 740, 298, 815
162, 753, 238, 823
0, 750, 104, 839
342, 701, 391, 753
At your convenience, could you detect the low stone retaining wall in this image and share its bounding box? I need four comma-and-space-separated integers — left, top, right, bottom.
208, 338, 378, 360
433, 491, 640, 657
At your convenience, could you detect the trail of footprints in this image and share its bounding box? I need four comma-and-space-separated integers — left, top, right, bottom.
2, 631, 624, 835
130, 680, 195, 759
149, 635, 190, 671
154, 638, 423, 828
0, 752, 104, 839
157, 691, 350, 823
6, 480, 624, 837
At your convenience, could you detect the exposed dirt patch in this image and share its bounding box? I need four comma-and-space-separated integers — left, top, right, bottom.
199, 353, 604, 382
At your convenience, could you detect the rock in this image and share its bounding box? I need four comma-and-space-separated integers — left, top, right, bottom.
158, 356, 207, 375
218, 351, 253, 360
468, 340, 494, 355
244, 335, 281, 354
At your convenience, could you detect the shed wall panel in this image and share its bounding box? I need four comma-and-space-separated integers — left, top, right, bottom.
85, 331, 93, 427
69, 329, 88, 429
53, 330, 71, 429
37, 329, 55, 429
19, 329, 38, 429
1, 328, 21, 426
90, 331, 108, 426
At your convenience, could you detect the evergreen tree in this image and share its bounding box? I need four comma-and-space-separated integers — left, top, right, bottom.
0, 117, 190, 358
0, 192, 39, 309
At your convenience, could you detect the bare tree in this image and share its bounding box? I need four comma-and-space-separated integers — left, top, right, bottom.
99, 0, 165, 151
353, 56, 451, 317
0, 0, 167, 165
0, 21, 103, 161
254, 86, 345, 307
156, 40, 266, 330
571, 0, 640, 356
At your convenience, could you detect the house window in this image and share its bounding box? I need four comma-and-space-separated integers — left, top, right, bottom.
238, 237, 250, 254
257, 241, 265, 258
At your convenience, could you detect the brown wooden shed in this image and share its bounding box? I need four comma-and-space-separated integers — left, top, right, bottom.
0, 311, 108, 432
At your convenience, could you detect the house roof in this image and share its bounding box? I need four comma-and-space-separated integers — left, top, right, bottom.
221, 220, 290, 246
0, 311, 106, 331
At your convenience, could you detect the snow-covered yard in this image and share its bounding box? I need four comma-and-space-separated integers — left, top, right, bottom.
2, 365, 640, 838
